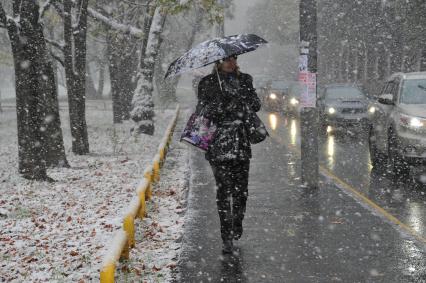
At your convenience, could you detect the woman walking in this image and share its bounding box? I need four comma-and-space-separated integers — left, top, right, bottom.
197, 55, 261, 254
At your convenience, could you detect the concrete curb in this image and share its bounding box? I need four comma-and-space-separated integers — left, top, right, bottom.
100, 105, 180, 283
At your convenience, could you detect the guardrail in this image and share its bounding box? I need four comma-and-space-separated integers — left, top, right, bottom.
100, 105, 180, 283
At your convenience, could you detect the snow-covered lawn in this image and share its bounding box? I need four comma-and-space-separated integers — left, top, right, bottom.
0, 100, 189, 282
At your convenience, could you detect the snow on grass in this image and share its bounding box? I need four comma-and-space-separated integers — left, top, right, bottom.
0, 100, 180, 282
115, 124, 190, 283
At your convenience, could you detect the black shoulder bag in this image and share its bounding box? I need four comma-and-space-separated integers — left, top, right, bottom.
245, 106, 269, 144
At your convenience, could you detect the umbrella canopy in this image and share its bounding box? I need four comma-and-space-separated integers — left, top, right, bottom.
165, 34, 267, 79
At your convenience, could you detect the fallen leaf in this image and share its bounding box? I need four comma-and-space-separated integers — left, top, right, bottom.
331, 218, 345, 224
133, 268, 142, 276
23, 256, 38, 263
167, 262, 177, 269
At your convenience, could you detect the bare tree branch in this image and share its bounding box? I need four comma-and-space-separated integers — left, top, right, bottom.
88, 7, 144, 37
52, 2, 63, 16
0, 3, 18, 30
45, 38, 65, 53
39, 0, 53, 19
0, 4, 7, 27
50, 51, 65, 67
13, 0, 22, 18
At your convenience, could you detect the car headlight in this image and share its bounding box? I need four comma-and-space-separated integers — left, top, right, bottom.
368, 106, 376, 114
290, 98, 299, 105
328, 107, 336, 114
269, 93, 277, 100
399, 113, 425, 129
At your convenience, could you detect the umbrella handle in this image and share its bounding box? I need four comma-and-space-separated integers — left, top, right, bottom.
215, 65, 224, 93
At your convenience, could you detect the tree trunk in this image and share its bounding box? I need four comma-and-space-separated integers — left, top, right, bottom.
2, 2, 47, 180
421, 49, 426, 71
2, 1, 69, 179
131, 7, 166, 135
347, 44, 356, 82
64, 0, 90, 155
107, 34, 124, 123
86, 63, 98, 99
37, 37, 69, 168
356, 45, 366, 83
98, 59, 106, 98
377, 45, 387, 81
107, 33, 139, 123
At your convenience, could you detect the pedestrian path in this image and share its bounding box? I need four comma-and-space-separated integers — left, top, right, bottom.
176, 111, 426, 283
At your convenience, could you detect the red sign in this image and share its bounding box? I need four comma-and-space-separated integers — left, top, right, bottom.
298, 72, 316, 108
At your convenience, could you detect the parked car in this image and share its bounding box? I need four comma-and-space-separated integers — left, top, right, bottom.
318, 84, 370, 134
262, 80, 289, 112
368, 72, 426, 178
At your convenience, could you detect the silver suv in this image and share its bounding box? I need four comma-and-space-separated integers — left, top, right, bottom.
368, 72, 426, 177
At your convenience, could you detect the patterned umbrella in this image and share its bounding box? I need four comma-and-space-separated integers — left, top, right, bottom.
165, 34, 267, 79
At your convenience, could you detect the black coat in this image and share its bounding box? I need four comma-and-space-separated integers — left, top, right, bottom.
197, 72, 261, 163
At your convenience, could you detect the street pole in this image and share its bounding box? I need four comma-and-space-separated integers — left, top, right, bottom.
299, 0, 319, 188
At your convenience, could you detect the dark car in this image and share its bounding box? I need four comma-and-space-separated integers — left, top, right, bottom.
284, 81, 302, 117
318, 84, 370, 134
263, 80, 289, 112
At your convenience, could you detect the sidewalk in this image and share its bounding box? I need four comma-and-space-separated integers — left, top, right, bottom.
177, 112, 426, 283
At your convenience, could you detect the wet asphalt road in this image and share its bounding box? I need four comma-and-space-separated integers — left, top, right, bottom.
177, 111, 426, 283
267, 113, 426, 242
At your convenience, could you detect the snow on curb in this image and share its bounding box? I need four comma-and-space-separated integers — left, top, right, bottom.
99, 106, 180, 283
114, 110, 191, 283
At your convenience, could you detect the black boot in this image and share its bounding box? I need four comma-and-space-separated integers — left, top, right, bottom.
222, 239, 233, 254
233, 218, 243, 240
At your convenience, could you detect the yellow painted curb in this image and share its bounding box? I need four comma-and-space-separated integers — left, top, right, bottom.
153, 154, 161, 182
99, 105, 180, 282
136, 178, 150, 217
100, 263, 115, 283
123, 215, 135, 248
122, 197, 140, 248
144, 165, 154, 182
99, 230, 128, 283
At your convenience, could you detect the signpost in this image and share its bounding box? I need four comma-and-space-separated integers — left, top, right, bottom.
299, 0, 319, 189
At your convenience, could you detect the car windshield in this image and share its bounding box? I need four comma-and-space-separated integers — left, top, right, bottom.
271, 81, 288, 90
325, 87, 363, 100
400, 79, 426, 104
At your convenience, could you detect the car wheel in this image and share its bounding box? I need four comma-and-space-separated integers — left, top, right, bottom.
388, 130, 409, 179
368, 127, 384, 168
